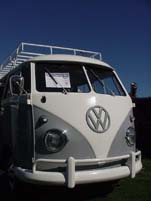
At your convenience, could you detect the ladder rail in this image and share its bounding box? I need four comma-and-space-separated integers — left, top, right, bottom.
0, 42, 102, 79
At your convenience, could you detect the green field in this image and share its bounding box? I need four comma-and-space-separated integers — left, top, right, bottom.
102, 158, 151, 201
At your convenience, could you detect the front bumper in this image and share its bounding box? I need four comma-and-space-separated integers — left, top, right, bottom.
13, 151, 142, 188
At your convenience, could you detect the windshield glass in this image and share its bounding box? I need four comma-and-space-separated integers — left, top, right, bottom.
35, 63, 90, 93
86, 66, 126, 96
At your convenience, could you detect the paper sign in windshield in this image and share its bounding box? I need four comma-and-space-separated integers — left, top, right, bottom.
45, 72, 71, 88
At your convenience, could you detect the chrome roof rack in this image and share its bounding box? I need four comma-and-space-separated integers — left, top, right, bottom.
0, 42, 102, 79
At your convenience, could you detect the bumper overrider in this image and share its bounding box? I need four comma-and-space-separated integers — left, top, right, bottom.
13, 151, 142, 188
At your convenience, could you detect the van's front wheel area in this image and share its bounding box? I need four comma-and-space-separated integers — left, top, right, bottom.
0, 145, 16, 194
0, 168, 117, 200
0, 179, 117, 200
0, 169, 32, 196
0, 144, 13, 171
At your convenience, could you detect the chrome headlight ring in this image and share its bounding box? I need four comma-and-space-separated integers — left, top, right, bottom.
44, 129, 68, 153
125, 127, 136, 146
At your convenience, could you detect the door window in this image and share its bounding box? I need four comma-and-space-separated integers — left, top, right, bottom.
21, 63, 31, 93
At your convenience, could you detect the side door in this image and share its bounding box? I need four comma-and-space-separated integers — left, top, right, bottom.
0, 78, 9, 169
0, 64, 33, 170
15, 63, 33, 169
0, 73, 17, 170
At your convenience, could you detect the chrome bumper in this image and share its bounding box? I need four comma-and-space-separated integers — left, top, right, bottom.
13, 151, 142, 188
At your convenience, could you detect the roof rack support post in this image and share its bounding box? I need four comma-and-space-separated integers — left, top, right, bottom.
100, 54, 102, 60
21, 43, 24, 52
50, 47, 53, 55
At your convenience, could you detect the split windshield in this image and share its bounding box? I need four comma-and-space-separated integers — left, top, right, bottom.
35, 63, 90, 93
86, 66, 126, 96
35, 63, 126, 96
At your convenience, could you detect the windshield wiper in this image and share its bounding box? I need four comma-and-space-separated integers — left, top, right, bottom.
45, 68, 68, 94
88, 68, 115, 96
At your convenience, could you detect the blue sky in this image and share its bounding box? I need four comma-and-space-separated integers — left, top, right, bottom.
0, 0, 150, 97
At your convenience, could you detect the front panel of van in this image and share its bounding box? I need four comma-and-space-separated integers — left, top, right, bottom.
30, 62, 135, 171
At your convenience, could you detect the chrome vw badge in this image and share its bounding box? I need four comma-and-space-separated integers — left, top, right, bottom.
86, 106, 110, 133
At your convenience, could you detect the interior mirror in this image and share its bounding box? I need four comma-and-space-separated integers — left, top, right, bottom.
9, 75, 24, 96
130, 82, 137, 98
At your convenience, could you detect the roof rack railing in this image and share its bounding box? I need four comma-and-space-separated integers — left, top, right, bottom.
0, 42, 102, 79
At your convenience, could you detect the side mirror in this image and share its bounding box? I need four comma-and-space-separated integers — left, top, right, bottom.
130, 82, 137, 98
9, 75, 24, 96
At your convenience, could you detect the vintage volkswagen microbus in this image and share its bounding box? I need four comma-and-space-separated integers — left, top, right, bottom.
0, 43, 142, 188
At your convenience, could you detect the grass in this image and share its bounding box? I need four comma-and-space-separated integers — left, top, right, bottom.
102, 158, 151, 201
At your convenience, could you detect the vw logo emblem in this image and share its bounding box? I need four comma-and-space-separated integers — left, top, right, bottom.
86, 106, 110, 133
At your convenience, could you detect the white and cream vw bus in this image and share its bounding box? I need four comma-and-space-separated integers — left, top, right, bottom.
0, 43, 142, 188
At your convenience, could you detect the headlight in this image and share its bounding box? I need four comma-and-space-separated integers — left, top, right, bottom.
44, 129, 68, 153
125, 127, 136, 146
